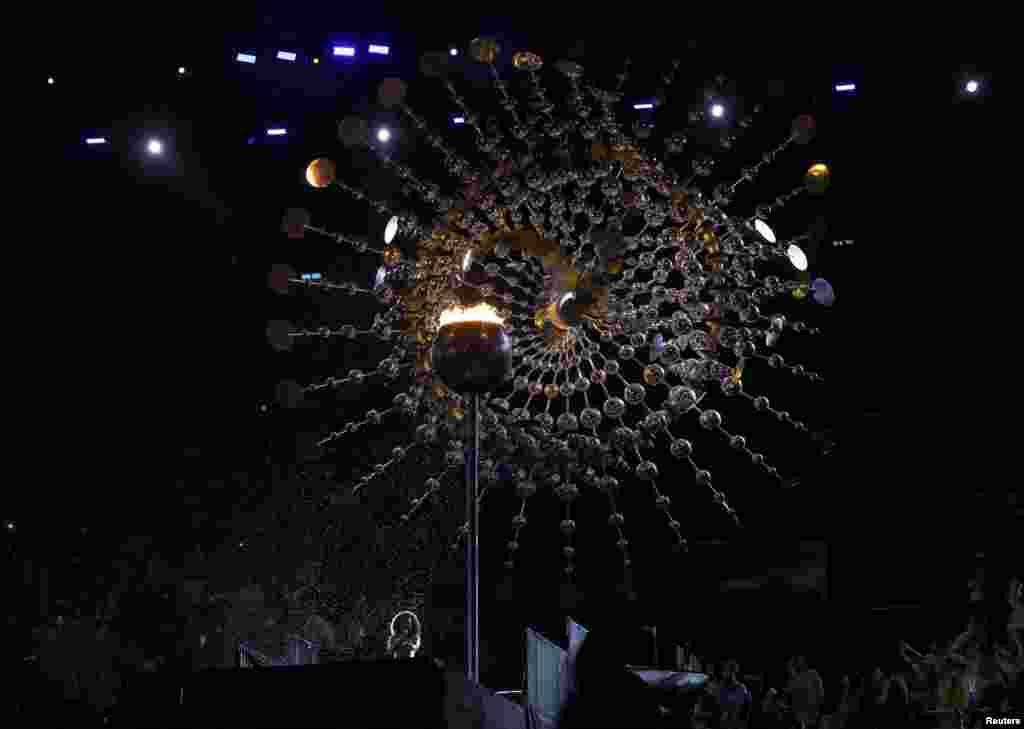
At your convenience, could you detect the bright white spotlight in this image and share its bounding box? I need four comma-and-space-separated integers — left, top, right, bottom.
178, 66, 186, 75
147, 139, 164, 156
753, 219, 776, 244
710, 103, 725, 119
965, 80, 979, 94
835, 83, 856, 93
85, 137, 107, 145
787, 243, 808, 271
334, 46, 355, 57
633, 103, 654, 110
47, 76, 54, 85
236, 53, 256, 64
450, 47, 458, 56
384, 216, 400, 244
277, 51, 297, 62
376, 127, 391, 143
368, 45, 390, 55
452, 116, 465, 125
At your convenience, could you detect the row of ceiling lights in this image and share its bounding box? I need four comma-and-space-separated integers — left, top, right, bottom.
45, 39, 463, 87
54, 42, 441, 150
47, 47, 985, 152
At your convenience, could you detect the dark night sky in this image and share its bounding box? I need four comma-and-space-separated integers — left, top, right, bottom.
16, 25, 1010, 678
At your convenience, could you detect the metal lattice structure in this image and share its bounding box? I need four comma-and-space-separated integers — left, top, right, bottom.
268, 39, 837, 587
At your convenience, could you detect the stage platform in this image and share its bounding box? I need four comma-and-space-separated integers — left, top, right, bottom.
174, 658, 525, 729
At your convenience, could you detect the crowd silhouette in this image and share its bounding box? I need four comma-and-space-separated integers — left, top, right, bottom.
555, 575, 1021, 728
13, 564, 1022, 727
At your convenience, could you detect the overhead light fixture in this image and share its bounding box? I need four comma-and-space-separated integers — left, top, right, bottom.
633, 103, 654, 110
368, 45, 390, 55
376, 127, 391, 143
85, 137, 107, 145
266, 128, 287, 136
177, 66, 186, 75
965, 79, 980, 94
786, 244, 808, 271
147, 139, 164, 156
333, 46, 355, 57
452, 116, 465, 125
450, 47, 459, 56
710, 103, 725, 119
384, 216, 400, 244
835, 83, 856, 93
313, 57, 320, 64
236, 53, 257, 64
277, 51, 297, 62
48, 76, 55, 85
753, 219, 776, 244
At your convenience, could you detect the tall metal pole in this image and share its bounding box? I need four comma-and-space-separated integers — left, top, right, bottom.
465, 393, 481, 684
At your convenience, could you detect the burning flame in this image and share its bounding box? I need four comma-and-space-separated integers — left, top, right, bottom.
439, 302, 504, 327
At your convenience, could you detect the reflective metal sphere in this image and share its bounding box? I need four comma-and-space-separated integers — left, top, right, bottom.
432, 321, 514, 394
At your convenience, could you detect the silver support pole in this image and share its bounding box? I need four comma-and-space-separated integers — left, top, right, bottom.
465, 393, 481, 684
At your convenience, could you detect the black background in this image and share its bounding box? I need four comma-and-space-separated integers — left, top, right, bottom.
11, 21, 1008, 688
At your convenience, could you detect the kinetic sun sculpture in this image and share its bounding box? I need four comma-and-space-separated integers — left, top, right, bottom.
269, 39, 837, 679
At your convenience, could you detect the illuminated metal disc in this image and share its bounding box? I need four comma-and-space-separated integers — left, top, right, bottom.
384, 216, 400, 244
266, 320, 295, 352
804, 162, 831, 194
556, 291, 580, 327
811, 278, 835, 307
377, 78, 407, 108
274, 380, 305, 409
305, 158, 336, 188
787, 244, 808, 271
268, 263, 296, 294
753, 219, 776, 244
338, 116, 369, 148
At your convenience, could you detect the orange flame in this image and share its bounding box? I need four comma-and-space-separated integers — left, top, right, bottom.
438, 302, 504, 327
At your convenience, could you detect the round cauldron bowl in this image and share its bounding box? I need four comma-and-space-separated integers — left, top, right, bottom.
431, 321, 514, 394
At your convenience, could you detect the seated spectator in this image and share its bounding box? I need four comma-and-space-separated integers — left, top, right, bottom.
1009, 577, 1024, 632
787, 655, 824, 729
697, 663, 721, 726
887, 669, 911, 722
850, 666, 888, 729
759, 687, 786, 729
715, 659, 752, 729
822, 673, 852, 729
994, 632, 1023, 689
837, 674, 855, 729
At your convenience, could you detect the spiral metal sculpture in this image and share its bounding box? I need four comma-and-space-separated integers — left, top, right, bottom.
268, 39, 837, 582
